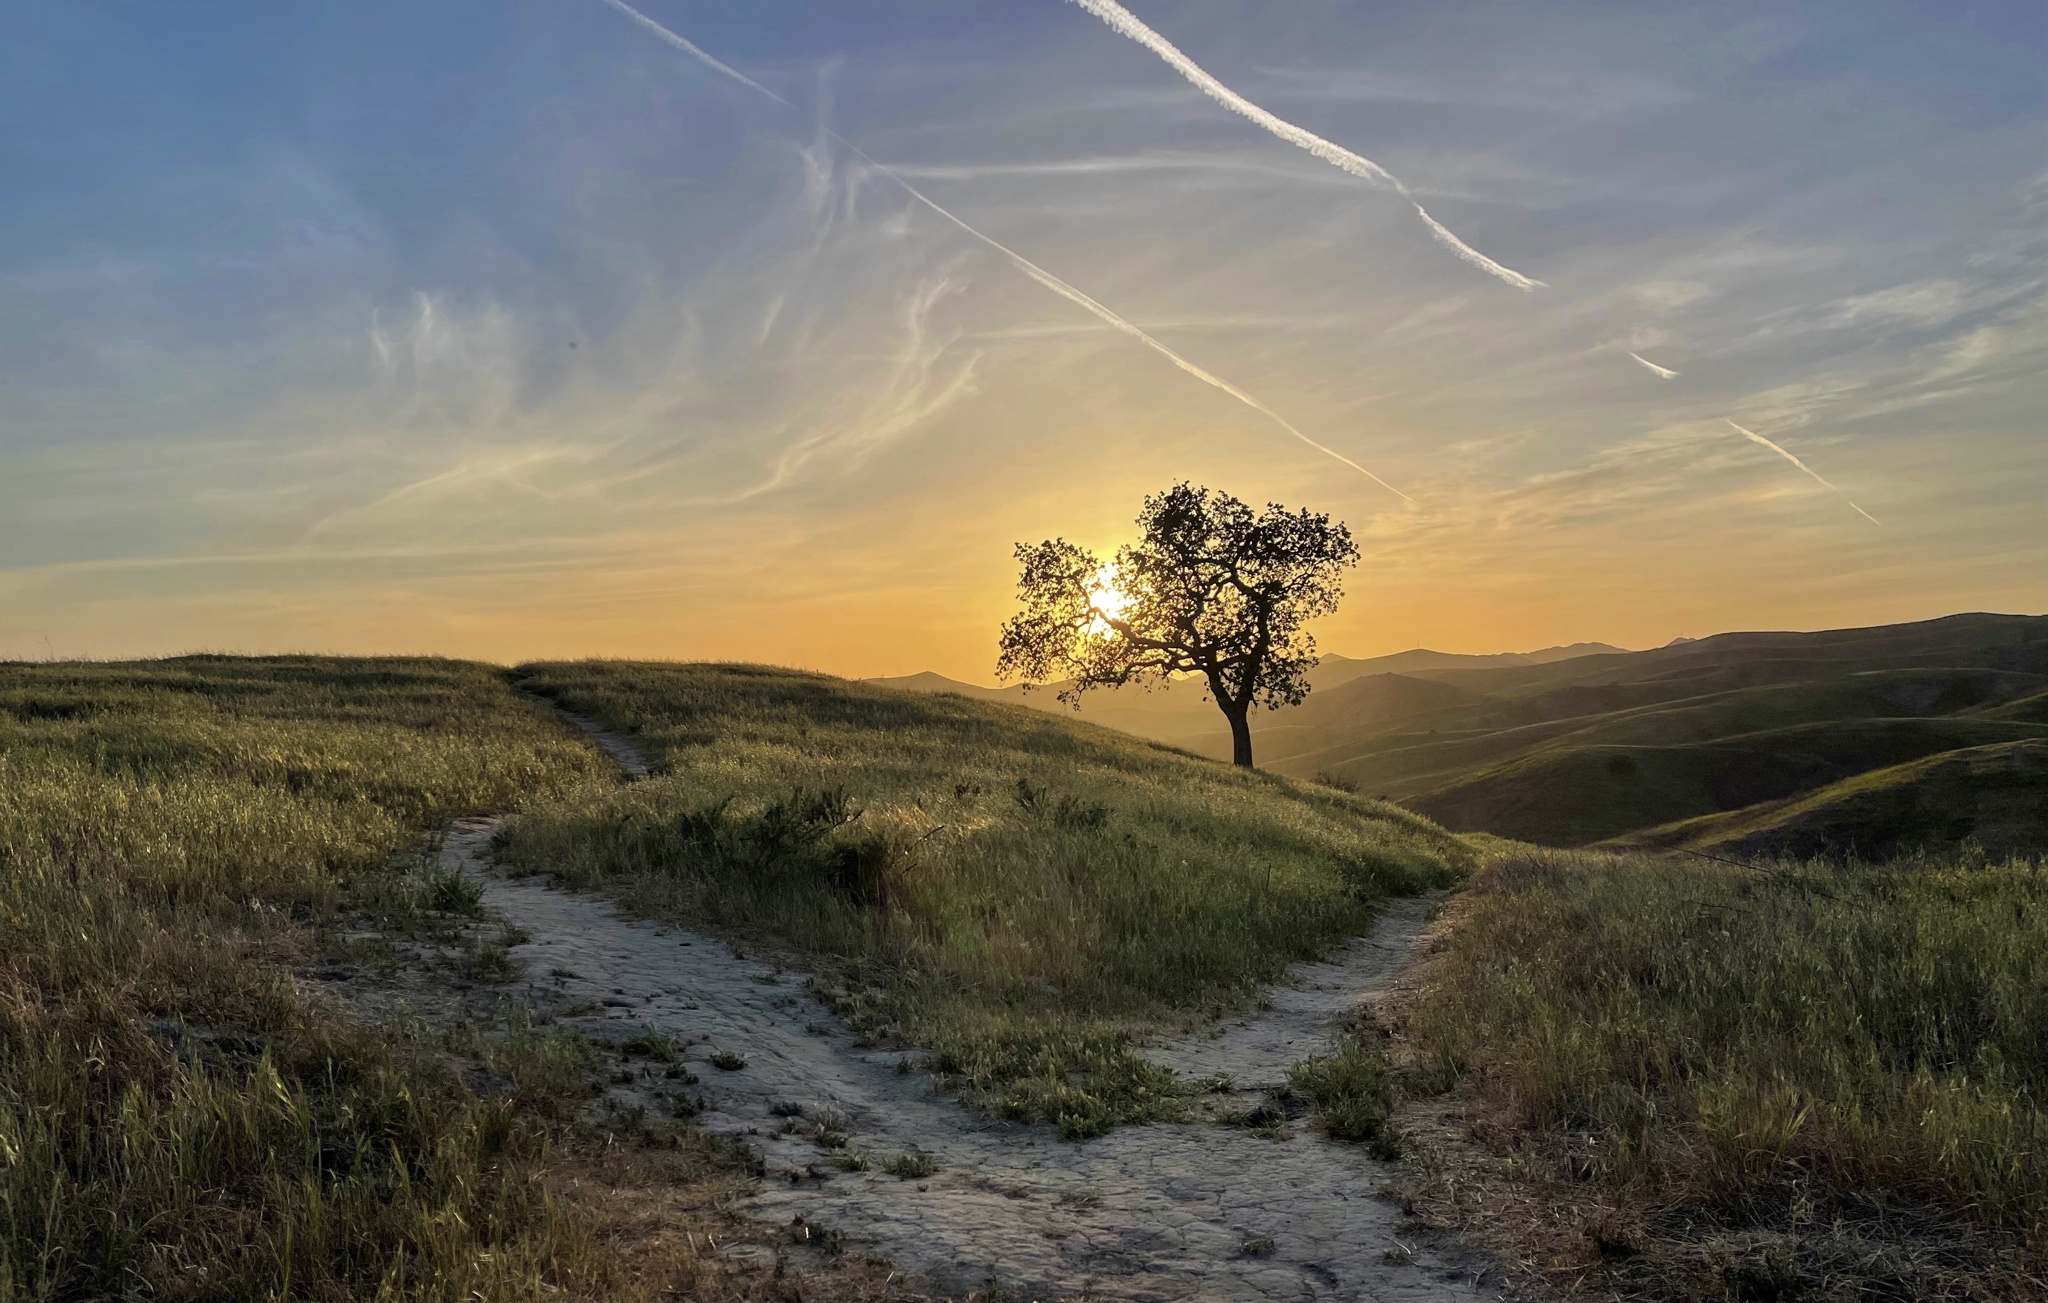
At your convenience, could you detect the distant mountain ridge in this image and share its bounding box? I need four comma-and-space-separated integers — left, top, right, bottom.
867, 614, 2048, 856
865, 641, 1631, 701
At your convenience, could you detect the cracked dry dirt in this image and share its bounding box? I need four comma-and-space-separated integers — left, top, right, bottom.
451, 719, 1497, 1302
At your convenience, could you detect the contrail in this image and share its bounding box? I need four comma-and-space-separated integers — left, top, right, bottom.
1725, 420, 1880, 525
1065, 0, 1544, 292
597, 0, 791, 105
1628, 351, 1679, 379
597, 0, 1411, 500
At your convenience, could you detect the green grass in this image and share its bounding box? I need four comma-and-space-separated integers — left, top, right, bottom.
1247, 618, 2048, 856
881, 1152, 936, 1180
1407, 718, 2048, 847
498, 661, 1471, 1137
1613, 738, 2048, 860
1964, 688, 2048, 724
1287, 1029, 1399, 1157
1410, 843, 2047, 1294
0, 657, 612, 1301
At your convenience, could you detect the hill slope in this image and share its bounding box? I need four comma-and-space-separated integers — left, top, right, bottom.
1362, 615, 2048, 849
866, 641, 1630, 757
1612, 738, 2048, 858
1407, 717, 2048, 846
881, 614, 2048, 852
502, 661, 1472, 1133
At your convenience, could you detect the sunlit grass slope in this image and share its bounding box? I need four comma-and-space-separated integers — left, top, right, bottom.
1409, 717, 2048, 847
1412, 843, 2046, 1294
1613, 737, 2048, 859
500, 661, 1471, 1136
0, 657, 610, 1301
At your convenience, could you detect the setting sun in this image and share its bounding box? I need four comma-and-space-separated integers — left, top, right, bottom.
1087, 563, 1130, 635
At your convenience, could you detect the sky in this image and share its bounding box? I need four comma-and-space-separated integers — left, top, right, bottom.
3, 0, 2042, 679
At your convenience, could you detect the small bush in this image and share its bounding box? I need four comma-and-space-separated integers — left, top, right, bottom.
457, 938, 522, 982
809, 1110, 851, 1149
1014, 777, 1110, 831
422, 862, 486, 916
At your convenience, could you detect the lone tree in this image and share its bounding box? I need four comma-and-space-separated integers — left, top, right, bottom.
998, 482, 1359, 769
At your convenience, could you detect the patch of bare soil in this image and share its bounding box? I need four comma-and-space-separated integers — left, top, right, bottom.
302, 851, 934, 1300
439, 810, 1501, 1302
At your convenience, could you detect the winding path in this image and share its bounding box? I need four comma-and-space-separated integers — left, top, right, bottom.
452, 714, 1495, 1301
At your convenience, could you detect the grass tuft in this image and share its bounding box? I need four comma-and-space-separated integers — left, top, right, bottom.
1288, 1036, 1400, 1158
882, 1152, 936, 1180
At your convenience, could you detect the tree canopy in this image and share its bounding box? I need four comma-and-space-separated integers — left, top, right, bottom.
997, 482, 1359, 767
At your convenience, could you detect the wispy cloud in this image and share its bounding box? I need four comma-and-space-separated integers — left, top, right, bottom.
886, 152, 1266, 182
1627, 350, 1679, 378
1064, 0, 1544, 291
724, 271, 981, 502
596, 0, 1410, 499
1724, 419, 1880, 526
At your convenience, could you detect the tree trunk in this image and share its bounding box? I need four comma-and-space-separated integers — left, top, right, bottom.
1224, 705, 1254, 768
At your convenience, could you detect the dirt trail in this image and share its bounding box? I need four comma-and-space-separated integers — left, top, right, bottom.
457, 717, 1495, 1301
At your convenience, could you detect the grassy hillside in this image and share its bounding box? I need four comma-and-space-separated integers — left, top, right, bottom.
1410, 717, 2048, 846
874, 614, 2048, 854
498, 662, 1471, 1136
1408, 843, 2046, 1296
1966, 688, 2048, 723
1616, 738, 2048, 859
1179, 614, 2047, 852
0, 658, 613, 1301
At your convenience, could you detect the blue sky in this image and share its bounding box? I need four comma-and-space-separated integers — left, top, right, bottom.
3, 0, 2041, 673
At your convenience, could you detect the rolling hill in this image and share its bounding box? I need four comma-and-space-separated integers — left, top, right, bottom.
1611, 737, 2048, 858
864, 640, 1628, 754
873, 613, 2048, 854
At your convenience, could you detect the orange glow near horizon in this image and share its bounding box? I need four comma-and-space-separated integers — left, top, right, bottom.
1, 5, 2039, 678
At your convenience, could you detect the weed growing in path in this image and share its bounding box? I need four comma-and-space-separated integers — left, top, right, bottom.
883, 1152, 937, 1180
1288, 1035, 1400, 1158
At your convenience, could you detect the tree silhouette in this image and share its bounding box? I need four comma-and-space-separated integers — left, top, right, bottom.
998, 483, 1359, 768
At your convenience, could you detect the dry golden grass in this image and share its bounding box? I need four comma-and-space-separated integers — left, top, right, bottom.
0, 657, 617, 1302
1391, 841, 2047, 1301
